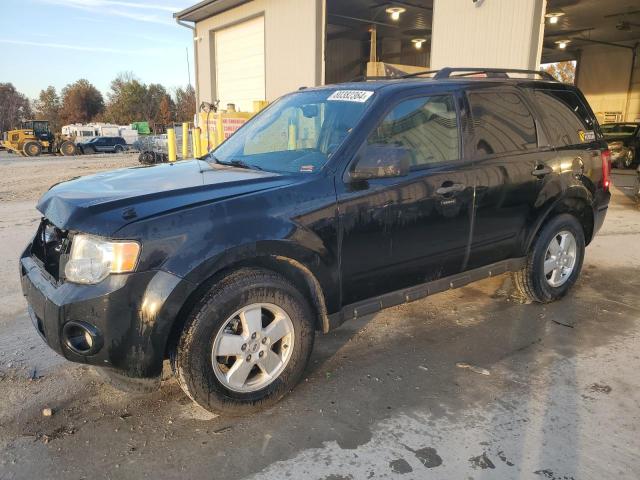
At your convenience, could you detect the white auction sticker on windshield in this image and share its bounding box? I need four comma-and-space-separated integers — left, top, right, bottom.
327, 90, 374, 103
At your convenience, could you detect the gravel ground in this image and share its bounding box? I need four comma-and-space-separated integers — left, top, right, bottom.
0, 154, 638, 480
0, 151, 138, 202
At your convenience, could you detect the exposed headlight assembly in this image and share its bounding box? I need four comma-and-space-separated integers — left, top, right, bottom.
64, 235, 140, 284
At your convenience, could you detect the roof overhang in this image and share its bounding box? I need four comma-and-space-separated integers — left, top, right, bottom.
174, 0, 252, 23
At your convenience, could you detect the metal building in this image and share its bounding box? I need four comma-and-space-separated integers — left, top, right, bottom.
175, 0, 640, 123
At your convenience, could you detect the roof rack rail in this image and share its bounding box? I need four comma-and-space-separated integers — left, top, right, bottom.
402, 67, 556, 81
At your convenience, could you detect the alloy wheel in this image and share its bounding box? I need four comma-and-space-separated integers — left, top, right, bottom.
624, 150, 633, 168
211, 303, 294, 393
543, 230, 577, 287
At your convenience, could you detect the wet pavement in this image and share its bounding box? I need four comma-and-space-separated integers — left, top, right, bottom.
0, 167, 638, 480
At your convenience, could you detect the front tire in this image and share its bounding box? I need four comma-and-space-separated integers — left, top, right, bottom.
512, 214, 585, 303
173, 268, 315, 415
23, 141, 42, 157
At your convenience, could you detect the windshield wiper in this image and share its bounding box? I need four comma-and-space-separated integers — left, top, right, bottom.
219, 159, 263, 171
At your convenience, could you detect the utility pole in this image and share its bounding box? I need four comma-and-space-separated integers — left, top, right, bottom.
186, 47, 192, 88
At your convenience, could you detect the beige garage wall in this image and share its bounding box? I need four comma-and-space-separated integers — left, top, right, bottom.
626, 52, 640, 122
430, 0, 546, 70
194, 0, 324, 109
576, 45, 634, 123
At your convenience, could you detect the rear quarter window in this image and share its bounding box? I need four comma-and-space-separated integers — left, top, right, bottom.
532, 89, 595, 147
467, 90, 538, 156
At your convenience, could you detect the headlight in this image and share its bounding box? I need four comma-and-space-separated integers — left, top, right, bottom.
64, 235, 140, 284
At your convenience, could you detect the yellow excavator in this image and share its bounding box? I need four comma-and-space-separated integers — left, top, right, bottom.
1, 120, 76, 157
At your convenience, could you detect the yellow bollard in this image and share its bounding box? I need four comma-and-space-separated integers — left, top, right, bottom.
191, 128, 197, 157
192, 127, 202, 157
288, 122, 297, 150
181, 122, 188, 159
167, 128, 177, 162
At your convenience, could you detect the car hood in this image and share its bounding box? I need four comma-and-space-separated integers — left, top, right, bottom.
37, 160, 292, 236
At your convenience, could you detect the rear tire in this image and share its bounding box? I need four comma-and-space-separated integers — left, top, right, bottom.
172, 268, 315, 415
114, 145, 124, 153
512, 214, 585, 303
23, 141, 42, 157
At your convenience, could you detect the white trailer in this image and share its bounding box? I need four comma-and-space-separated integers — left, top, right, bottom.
61, 123, 138, 145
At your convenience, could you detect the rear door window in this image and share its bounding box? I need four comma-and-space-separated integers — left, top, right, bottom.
366, 94, 460, 168
531, 89, 595, 147
467, 90, 537, 156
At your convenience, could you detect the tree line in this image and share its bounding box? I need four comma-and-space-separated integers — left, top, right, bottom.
0, 73, 196, 134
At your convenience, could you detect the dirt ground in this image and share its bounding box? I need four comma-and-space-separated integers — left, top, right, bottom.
0, 152, 639, 480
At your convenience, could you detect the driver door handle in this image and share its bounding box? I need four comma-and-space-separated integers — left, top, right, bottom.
436, 183, 465, 195
532, 164, 553, 177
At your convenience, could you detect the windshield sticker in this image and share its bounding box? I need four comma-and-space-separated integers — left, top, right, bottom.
327, 90, 374, 103
300, 165, 315, 173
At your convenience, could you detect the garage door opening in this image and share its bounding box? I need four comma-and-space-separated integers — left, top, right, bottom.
325, 0, 433, 84
214, 15, 265, 113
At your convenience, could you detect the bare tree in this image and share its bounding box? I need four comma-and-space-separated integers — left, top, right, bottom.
0, 83, 32, 132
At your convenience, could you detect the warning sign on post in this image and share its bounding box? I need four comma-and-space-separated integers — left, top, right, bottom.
222, 117, 247, 139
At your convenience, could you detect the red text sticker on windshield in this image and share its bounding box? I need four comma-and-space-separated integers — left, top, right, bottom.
300, 165, 315, 173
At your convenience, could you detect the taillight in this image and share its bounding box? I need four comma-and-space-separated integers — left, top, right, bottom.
601, 149, 611, 191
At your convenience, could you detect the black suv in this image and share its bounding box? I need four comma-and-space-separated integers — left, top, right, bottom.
20, 68, 610, 414
77, 136, 127, 154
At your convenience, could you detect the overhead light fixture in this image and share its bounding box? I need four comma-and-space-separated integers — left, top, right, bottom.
412, 38, 427, 50
386, 6, 406, 21
555, 39, 571, 49
545, 11, 565, 25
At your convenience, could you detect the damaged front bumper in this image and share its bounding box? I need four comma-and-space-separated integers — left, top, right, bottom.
20, 246, 194, 385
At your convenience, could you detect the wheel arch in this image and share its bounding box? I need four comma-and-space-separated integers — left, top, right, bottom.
164, 253, 331, 360
524, 192, 595, 253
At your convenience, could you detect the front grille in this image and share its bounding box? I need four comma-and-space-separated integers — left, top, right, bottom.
31, 219, 71, 281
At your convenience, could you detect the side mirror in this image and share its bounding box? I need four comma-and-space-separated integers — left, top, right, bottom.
350, 144, 411, 180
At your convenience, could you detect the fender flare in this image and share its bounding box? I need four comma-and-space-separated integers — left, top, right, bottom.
523, 188, 594, 253
162, 241, 334, 360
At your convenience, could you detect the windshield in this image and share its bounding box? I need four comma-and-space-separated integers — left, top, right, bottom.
601, 124, 638, 138
211, 89, 374, 174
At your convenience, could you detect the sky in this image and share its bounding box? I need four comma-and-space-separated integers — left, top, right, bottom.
0, 0, 197, 100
